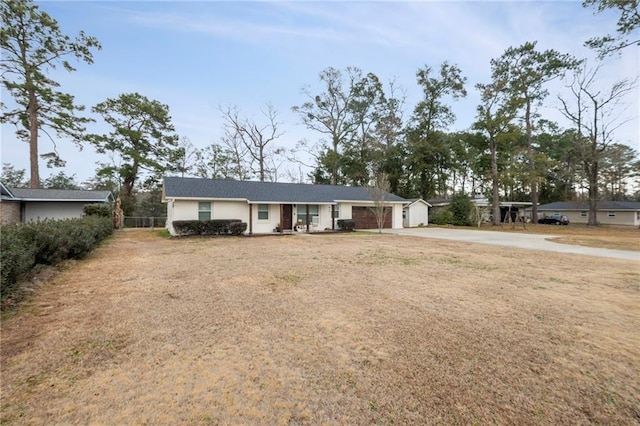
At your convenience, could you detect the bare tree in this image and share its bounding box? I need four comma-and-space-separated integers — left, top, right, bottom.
292, 67, 361, 184
366, 172, 391, 234
558, 63, 637, 225
174, 136, 198, 177
220, 104, 284, 182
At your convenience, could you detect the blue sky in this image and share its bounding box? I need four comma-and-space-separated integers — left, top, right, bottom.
1, 0, 638, 184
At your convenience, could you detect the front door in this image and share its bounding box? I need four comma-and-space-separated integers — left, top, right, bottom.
281, 204, 293, 230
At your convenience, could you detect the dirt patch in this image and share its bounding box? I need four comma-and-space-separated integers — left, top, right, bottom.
2, 229, 639, 424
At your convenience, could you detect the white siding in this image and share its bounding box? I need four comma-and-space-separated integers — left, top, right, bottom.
392, 203, 404, 229
251, 203, 279, 234
167, 200, 250, 235
404, 202, 429, 227
23, 202, 87, 222
166, 200, 175, 234
539, 210, 639, 226
213, 201, 249, 222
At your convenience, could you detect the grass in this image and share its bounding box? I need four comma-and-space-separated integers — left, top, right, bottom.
1, 229, 639, 424
475, 223, 640, 251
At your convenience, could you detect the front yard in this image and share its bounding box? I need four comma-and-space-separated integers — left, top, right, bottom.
1, 230, 639, 424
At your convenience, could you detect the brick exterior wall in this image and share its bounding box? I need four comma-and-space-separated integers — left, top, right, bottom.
0, 201, 21, 225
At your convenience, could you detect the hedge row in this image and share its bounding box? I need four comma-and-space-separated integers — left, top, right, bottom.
1, 216, 113, 303
172, 219, 247, 236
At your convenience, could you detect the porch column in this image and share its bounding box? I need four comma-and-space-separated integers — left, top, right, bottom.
306, 204, 310, 233
279, 204, 284, 233
331, 205, 335, 230
249, 203, 253, 235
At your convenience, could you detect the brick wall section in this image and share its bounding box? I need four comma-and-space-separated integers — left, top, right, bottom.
352, 206, 392, 229
0, 201, 21, 225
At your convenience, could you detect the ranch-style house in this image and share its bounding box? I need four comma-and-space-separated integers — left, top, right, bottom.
162, 177, 408, 235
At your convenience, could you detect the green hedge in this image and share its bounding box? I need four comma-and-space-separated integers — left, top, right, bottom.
172, 219, 247, 236
1, 217, 113, 305
83, 203, 113, 218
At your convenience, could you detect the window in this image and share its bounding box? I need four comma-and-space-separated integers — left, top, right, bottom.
580, 211, 587, 217
608, 211, 616, 217
198, 202, 211, 221
332, 204, 339, 219
258, 204, 269, 220
297, 204, 319, 222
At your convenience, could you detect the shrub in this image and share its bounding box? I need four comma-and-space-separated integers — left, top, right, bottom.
431, 209, 454, 225
229, 221, 247, 235
337, 219, 356, 232
0, 217, 113, 306
172, 219, 245, 236
83, 203, 113, 218
0, 227, 36, 299
172, 220, 204, 236
450, 193, 473, 226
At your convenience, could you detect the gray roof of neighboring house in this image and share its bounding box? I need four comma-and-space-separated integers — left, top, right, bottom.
163, 177, 408, 204
0, 182, 15, 199
405, 198, 432, 207
7, 187, 113, 202
537, 201, 640, 211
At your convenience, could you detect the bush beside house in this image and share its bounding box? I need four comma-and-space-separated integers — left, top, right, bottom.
0, 216, 113, 309
172, 219, 248, 236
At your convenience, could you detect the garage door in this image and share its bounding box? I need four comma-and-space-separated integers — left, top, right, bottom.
352, 206, 392, 229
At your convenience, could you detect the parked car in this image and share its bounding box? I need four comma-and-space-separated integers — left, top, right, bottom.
539, 214, 569, 225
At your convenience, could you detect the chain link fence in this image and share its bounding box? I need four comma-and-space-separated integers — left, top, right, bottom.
122, 217, 167, 229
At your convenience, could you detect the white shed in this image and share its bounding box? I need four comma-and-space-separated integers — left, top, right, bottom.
403, 199, 431, 227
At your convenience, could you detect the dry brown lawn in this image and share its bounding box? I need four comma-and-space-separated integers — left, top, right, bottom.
477, 223, 640, 252
2, 229, 639, 424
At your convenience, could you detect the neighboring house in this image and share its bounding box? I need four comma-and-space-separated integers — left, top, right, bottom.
427, 194, 532, 223
0, 182, 113, 225
535, 201, 640, 226
403, 199, 431, 227
162, 177, 408, 235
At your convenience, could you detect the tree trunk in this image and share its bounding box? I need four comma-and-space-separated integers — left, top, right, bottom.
525, 101, 538, 223
28, 89, 40, 188
331, 136, 339, 185
588, 160, 598, 226
491, 138, 500, 225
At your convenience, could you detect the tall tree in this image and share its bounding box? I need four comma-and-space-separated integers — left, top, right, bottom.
220, 104, 284, 182
599, 143, 639, 200
88, 92, 180, 202
374, 78, 407, 195
406, 62, 467, 199
558, 63, 637, 224
491, 42, 579, 223
0, 0, 101, 188
474, 80, 519, 225
583, 0, 640, 57
341, 72, 385, 185
292, 67, 361, 185
535, 123, 581, 203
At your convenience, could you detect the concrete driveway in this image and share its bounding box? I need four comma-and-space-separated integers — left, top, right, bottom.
383, 227, 640, 262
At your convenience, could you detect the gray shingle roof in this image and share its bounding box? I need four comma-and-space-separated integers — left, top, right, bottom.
163, 177, 407, 204
8, 188, 113, 202
537, 201, 640, 211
